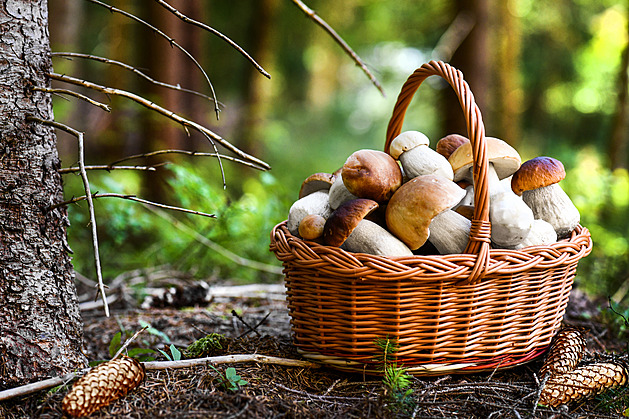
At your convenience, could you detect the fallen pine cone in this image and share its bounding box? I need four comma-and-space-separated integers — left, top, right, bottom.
538, 362, 628, 407
62, 355, 145, 417
539, 326, 587, 380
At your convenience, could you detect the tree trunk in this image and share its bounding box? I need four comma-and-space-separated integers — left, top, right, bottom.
0, 0, 86, 388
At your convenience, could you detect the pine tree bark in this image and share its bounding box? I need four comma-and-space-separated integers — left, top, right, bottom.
0, 0, 86, 388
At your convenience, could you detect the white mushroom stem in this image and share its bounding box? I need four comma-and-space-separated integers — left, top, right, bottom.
521, 183, 580, 238
287, 190, 332, 235
490, 191, 534, 247
428, 210, 471, 254
504, 219, 557, 250
399, 146, 454, 180
340, 219, 413, 257
328, 176, 358, 210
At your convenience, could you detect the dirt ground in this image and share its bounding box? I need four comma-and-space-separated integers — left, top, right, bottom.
1, 272, 628, 419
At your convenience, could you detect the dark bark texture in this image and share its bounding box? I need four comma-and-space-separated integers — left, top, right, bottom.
0, 0, 86, 388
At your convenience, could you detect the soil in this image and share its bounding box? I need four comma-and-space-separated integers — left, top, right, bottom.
1, 272, 627, 419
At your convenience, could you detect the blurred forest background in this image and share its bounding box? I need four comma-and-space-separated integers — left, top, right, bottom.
48, 0, 629, 304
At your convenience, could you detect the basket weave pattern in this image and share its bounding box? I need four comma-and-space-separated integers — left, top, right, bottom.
270, 60, 593, 375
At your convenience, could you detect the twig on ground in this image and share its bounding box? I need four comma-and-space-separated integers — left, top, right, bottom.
112, 326, 149, 360
48, 72, 270, 170
231, 310, 261, 338
85, 0, 220, 118
153, 0, 270, 79
142, 354, 319, 370
27, 116, 109, 317
290, 0, 384, 96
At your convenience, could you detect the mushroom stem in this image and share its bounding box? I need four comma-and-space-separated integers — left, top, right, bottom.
428, 210, 471, 254
522, 183, 580, 238
341, 219, 413, 257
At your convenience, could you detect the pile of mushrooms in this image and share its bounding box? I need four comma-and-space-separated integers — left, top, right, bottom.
286, 130, 580, 257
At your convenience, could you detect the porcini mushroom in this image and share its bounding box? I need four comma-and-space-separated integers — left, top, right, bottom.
504, 219, 557, 250
287, 190, 332, 235
449, 136, 533, 247
385, 174, 470, 253
324, 199, 413, 256
298, 172, 336, 199
511, 156, 580, 238
298, 214, 327, 240
328, 175, 358, 210
389, 131, 454, 180
436, 134, 469, 160
341, 149, 403, 202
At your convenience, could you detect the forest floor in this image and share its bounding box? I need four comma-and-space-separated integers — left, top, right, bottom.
1, 270, 628, 419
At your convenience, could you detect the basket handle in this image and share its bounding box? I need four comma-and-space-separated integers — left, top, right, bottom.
385, 60, 491, 285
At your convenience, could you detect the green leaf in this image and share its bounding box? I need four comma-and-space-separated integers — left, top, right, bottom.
623, 407, 629, 417
157, 349, 172, 361
108, 331, 122, 358
139, 320, 171, 343
170, 344, 182, 361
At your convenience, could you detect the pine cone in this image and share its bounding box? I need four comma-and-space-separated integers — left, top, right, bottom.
539, 326, 587, 380
538, 362, 628, 407
62, 356, 145, 417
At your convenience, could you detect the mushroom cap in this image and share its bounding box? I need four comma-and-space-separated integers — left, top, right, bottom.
389, 131, 430, 160
298, 214, 327, 240
449, 136, 522, 182
341, 149, 403, 202
436, 134, 469, 159
323, 198, 379, 247
385, 174, 466, 250
298, 172, 336, 199
511, 156, 566, 196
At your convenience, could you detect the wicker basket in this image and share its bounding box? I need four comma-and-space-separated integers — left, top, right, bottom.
269, 60, 592, 376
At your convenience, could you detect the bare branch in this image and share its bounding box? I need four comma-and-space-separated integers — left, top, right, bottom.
85, 0, 221, 118
0, 354, 318, 402
143, 354, 319, 370
59, 164, 163, 174
290, 0, 385, 96
112, 326, 149, 360
52, 52, 222, 107
48, 72, 270, 171
108, 149, 266, 171
52, 192, 217, 219
153, 0, 271, 79
27, 116, 110, 317
33, 86, 111, 112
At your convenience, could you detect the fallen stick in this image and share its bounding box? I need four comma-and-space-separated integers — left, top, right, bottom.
0, 354, 319, 402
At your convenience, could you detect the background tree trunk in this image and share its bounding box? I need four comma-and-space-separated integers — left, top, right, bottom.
0, 0, 86, 388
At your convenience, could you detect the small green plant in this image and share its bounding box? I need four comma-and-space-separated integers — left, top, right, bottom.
158, 344, 182, 361
374, 336, 414, 410
209, 365, 248, 391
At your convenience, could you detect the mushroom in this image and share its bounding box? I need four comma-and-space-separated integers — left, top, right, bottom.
511, 156, 580, 238
341, 149, 403, 202
436, 134, 470, 160
298, 214, 327, 241
449, 136, 533, 247
286, 190, 332, 235
503, 219, 557, 250
298, 172, 335, 199
323, 199, 413, 257
389, 131, 454, 180
328, 175, 358, 210
385, 174, 471, 254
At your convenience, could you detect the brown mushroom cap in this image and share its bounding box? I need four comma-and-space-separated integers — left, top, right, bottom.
298, 172, 336, 199
436, 134, 470, 160
385, 175, 466, 250
511, 156, 566, 196
341, 149, 403, 202
323, 199, 379, 247
298, 214, 327, 240
449, 136, 522, 182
